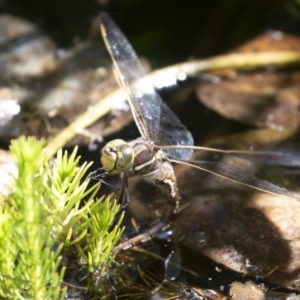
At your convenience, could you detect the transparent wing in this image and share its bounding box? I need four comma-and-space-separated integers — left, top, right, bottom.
169, 158, 299, 199
156, 101, 194, 159
99, 13, 194, 159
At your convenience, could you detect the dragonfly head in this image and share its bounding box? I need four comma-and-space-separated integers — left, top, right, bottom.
101, 139, 134, 174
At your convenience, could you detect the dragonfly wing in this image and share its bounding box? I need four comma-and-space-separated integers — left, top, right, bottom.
99, 13, 161, 141
100, 13, 194, 159
157, 101, 194, 160
170, 159, 299, 199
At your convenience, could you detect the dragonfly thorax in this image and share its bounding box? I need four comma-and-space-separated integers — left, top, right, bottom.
129, 138, 179, 203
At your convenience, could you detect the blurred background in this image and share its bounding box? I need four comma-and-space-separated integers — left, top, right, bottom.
2, 0, 300, 66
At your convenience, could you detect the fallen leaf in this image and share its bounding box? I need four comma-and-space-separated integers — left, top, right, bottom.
197, 32, 300, 131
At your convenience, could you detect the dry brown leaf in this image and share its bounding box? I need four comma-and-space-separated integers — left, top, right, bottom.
174, 151, 300, 291
197, 32, 300, 131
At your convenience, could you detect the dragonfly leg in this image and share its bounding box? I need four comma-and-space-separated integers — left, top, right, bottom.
108, 175, 129, 230
114, 192, 178, 249
118, 174, 130, 209
161, 201, 177, 224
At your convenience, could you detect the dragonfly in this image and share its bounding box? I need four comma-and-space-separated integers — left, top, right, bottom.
99, 13, 299, 236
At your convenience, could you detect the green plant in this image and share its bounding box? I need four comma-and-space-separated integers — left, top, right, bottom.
0, 136, 123, 299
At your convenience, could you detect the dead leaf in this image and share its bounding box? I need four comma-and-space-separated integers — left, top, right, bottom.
197, 32, 300, 131
174, 150, 300, 291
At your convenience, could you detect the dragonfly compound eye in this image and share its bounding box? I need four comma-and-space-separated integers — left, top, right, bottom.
101, 139, 134, 174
